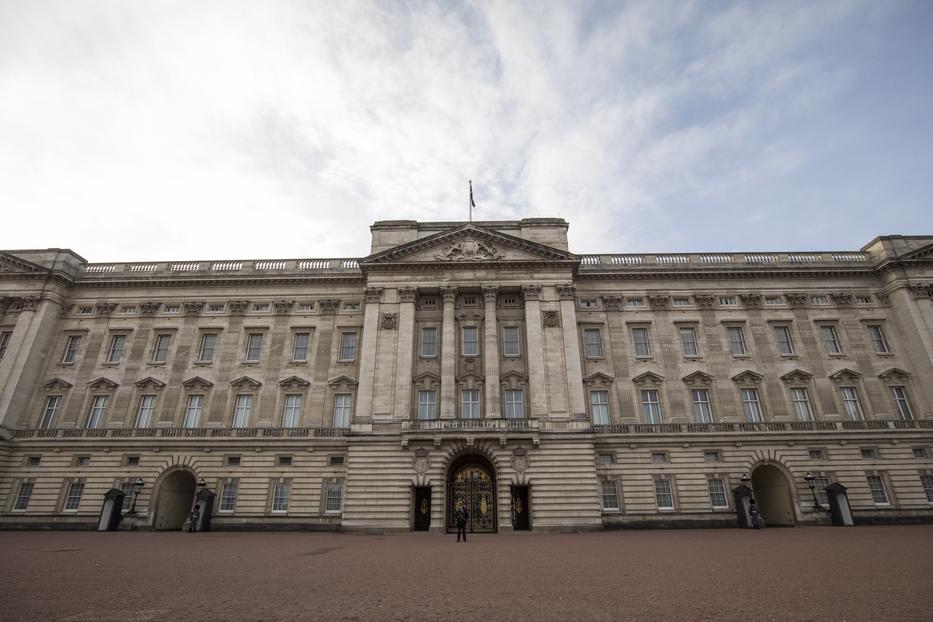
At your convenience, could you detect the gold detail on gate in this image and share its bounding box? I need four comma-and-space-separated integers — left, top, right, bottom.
420, 498, 429, 514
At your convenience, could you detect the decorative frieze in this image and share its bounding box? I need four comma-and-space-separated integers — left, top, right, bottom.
557, 284, 576, 300
785, 292, 809, 307
183, 301, 205, 316
381, 313, 398, 330
648, 295, 670, 310
521, 284, 541, 301
908, 282, 933, 299
602, 295, 623, 311
273, 300, 294, 314
542, 310, 561, 327
830, 292, 853, 307
739, 294, 762, 309
95, 302, 117, 317
694, 295, 715, 309
434, 237, 504, 262
440, 287, 458, 304
481, 285, 498, 304
318, 299, 341, 314
875, 292, 890, 307
228, 300, 250, 315
398, 287, 417, 304
140, 301, 160, 316
364, 287, 384, 303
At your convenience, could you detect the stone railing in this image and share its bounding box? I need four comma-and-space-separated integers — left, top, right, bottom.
402, 418, 541, 432
81, 258, 361, 278
578, 251, 871, 270
11, 427, 350, 439
592, 419, 933, 434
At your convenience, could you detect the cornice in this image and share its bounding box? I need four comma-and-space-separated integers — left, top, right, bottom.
574, 267, 877, 281
72, 274, 365, 288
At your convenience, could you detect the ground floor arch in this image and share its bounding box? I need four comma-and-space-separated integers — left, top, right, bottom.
446, 454, 497, 533
751, 464, 796, 526
153, 469, 197, 530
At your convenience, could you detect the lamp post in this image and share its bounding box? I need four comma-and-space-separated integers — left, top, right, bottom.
197, 477, 206, 491
740, 472, 750, 486
130, 477, 144, 514
804, 471, 821, 511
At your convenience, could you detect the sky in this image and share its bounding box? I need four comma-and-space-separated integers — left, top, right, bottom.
1, 0, 931, 262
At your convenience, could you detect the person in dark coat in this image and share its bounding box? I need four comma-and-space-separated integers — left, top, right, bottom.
455, 506, 469, 542
189, 504, 201, 533
748, 499, 761, 529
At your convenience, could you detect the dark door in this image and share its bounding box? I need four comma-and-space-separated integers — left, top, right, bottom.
511, 485, 530, 531
413, 486, 431, 531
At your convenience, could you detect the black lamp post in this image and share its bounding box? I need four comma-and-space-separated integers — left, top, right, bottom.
197, 477, 206, 491
130, 477, 144, 513
804, 471, 821, 510
740, 472, 750, 486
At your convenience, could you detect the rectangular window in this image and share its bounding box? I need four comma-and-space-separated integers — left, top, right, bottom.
324, 482, 343, 512
338, 332, 357, 361
651, 451, 668, 463
39, 396, 61, 429
891, 386, 913, 420
232, 394, 252, 428
219, 480, 238, 512
62, 335, 82, 363
87, 395, 109, 428
773, 326, 794, 355
0, 330, 12, 360
598, 453, 615, 464
866, 475, 889, 505
271, 482, 290, 512
672, 297, 691, 307
740, 388, 763, 423
125, 456, 140, 466
226, 455, 241, 466
198, 334, 217, 362
764, 296, 783, 305
245, 333, 263, 361
821, 325, 841, 354
28, 456, 41, 466
631, 327, 650, 357
63, 481, 84, 511
292, 333, 310, 361
75, 455, 90, 467
691, 388, 713, 423
461, 389, 480, 419
333, 394, 352, 427
860, 448, 876, 459
151, 334, 171, 362
420, 327, 438, 357
504, 389, 525, 419
719, 296, 737, 306
704, 451, 721, 463
808, 449, 825, 461
107, 334, 127, 363
600, 480, 620, 511
135, 395, 156, 428
591, 390, 610, 425
329, 455, 345, 467
282, 394, 302, 428
278, 455, 293, 466
183, 395, 203, 428
641, 390, 662, 424
502, 326, 521, 357
118, 480, 136, 513
655, 478, 674, 510
921, 475, 933, 503
790, 388, 813, 421
462, 326, 479, 356
867, 325, 889, 353
417, 390, 437, 420
840, 387, 863, 420
810, 295, 828, 305
727, 326, 746, 355
14, 482, 33, 510
913, 448, 928, 459
680, 327, 699, 356
708, 479, 728, 509
583, 328, 603, 358
814, 476, 830, 507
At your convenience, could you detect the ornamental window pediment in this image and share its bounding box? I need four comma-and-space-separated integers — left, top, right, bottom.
134, 377, 166, 391
87, 377, 118, 391
278, 376, 311, 390
182, 376, 214, 391
682, 371, 714, 386
43, 378, 73, 391
230, 376, 262, 391
828, 368, 862, 384
877, 367, 911, 383
731, 370, 764, 386
583, 372, 615, 388
631, 371, 664, 387
500, 370, 528, 390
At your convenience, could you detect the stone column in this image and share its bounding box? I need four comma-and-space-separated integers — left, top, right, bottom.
354, 287, 383, 422
558, 284, 587, 420
523, 285, 548, 418
482, 285, 501, 419
440, 286, 458, 419
394, 287, 417, 420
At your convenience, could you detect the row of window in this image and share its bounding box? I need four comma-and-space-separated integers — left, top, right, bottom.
21, 453, 346, 469
597, 446, 929, 466
579, 294, 877, 310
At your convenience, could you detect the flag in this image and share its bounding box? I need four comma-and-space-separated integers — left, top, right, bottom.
470, 180, 476, 208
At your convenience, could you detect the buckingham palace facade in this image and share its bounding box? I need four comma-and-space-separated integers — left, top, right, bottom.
1, 218, 932, 532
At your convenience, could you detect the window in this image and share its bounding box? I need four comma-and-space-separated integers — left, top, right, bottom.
680, 327, 699, 356
87, 395, 109, 428
107, 334, 127, 363
420, 327, 438, 357
672, 297, 690, 307
791, 388, 814, 422
417, 390, 437, 420
282, 394, 302, 428
813, 476, 830, 507
461, 389, 480, 419
39, 396, 61, 429
579, 298, 598, 309
764, 296, 783, 306
808, 449, 825, 461
183, 395, 203, 428
626, 298, 644, 308
0, 331, 12, 360
245, 333, 263, 361
343, 302, 359, 311
324, 481, 343, 512
271, 481, 290, 512
810, 295, 828, 305
913, 448, 928, 459
708, 479, 728, 509
867, 325, 889, 353
727, 326, 746, 355
600, 480, 620, 511
462, 296, 478, 306
338, 332, 357, 361
860, 448, 876, 459
232, 394, 252, 428
598, 453, 615, 465
277, 455, 293, 466
151, 334, 171, 362
225, 455, 241, 466
75, 455, 90, 466
219, 480, 238, 512
866, 475, 889, 505
27, 456, 41, 467
703, 451, 721, 463
14, 481, 34, 510
591, 390, 610, 425
504, 389, 524, 419
208, 303, 226, 313
502, 326, 521, 357
291, 333, 310, 361
198, 334, 217, 362
333, 394, 352, 427
119, 480, 136, 513
125, 455, 140, 466
719, 296, 737, 306
329, 455, 346, 467
63, 481, 85, 511
651, 452, 668, 463
921, 475, 933, 503
740, 388, 763, 423
462, 326, 479, 356
821, 325, 841, 354
891, 386, 913, 420
655, 478, 674, 510
135, 395, 156, 428
296, 303, 313, 312
253, 303, 270, 312
631, 328, 650, 357
840, 387, 863, 420
583, 328, 603, 358
773, 326, 794, 355
641, 390, 662, 424
163, 305, 180, 314
691, 389, 712, 423
62, 335, 82, 363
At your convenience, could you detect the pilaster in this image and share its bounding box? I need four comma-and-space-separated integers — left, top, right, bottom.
523, 285, 548, 418
394, 287, 417, 420
354, 287, 383, 422
440, 286, 457, 419
557, 284, 586, 420
483, 285, 501, 419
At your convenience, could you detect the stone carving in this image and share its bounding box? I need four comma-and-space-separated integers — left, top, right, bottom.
398, 287, 417, 304
318, 299, 341, 313
522, 284, 541, 301
830, 292, 853, 307
364, 287, 383, 303
381, 313, 398, 330
557, 284, 576, 300
95, 302, 117, 317
228, 300, 250, 315
694, 295, 715, 309
139, 301, 160, 316
440, 287, 458, 304
413, 447, 430, 475
511, 447, 529, 474
875, 292, 890, 307
542, 310, 561, 327
785, 292, 809, 307
481, 285, 498, 304
183, 301, 205, 316
273, 300, 294, 314
908, 282, 933, 299
739, 294, 762, 309
58, 303, 74, 318
602, 295, 623, 311
648, 295, 670, 310
434, 237, 504, 262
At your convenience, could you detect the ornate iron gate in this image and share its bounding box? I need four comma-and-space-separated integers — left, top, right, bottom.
447, 464, 496, 533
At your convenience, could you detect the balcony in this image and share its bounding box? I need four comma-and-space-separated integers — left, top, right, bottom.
11, 427, 350, 439
592, 419, 933, 434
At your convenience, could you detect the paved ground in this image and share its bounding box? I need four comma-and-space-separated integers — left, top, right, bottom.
2, 526, 931, 621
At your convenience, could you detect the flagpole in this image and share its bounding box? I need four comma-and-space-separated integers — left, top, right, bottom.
469, 180, 474, 222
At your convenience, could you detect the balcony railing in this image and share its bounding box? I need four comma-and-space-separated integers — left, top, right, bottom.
11, 427, 350, 439
591, 419, 933, 434
577, 251, 871, 270
403, 418, 540, 432
80, 258, 361, 278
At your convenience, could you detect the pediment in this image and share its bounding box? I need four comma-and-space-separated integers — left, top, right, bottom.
182, 376, 214, 390
877, 367, 911, 383
456, 371, 485, 382
230, 376, 262, 390
43, 377, 73, 391
328, 374, 358, 387
781, 369, 813, 384
901, 242, 933, 261
829, 368, 862, 383
731, 370, 764, 385
279, 375, 310, 389
135, 376, 166, 390
583, 372, 615, 386
413, 371, 440, 383
88, 377, 118, 391
682, 370, 714, 385
0, 252, 47, 274
500, 370, 528, 382
359, 224, 577, 268
631, 371, 664, 385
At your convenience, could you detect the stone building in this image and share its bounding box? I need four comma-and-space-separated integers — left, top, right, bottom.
1, 218, 931, 531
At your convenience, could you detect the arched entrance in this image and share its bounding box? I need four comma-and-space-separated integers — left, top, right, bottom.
447, 454, 496, 533
154, 469, 197, 530
751, 465, 796, 526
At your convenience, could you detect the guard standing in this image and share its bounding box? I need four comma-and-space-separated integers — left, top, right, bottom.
455, 505, 469, 542
189, 504, 201, 533
749, 499, 761, 529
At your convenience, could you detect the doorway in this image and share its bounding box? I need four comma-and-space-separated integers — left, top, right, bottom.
154, 469, 197, 530
510, 485, 530, 531
751, 465, 796, 526
446, 455, 497, 533
413, 486, 432, 531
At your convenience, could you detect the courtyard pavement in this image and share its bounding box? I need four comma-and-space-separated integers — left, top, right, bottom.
2, 526, 931, 621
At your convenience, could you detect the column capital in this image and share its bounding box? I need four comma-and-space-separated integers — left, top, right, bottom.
522, 284, 542, 301
398, 287, 418, 304
481, 285, 498, 303
440, 286, 458, 304
364, 287, 384, 303
603, 295, 623, 311
557, 284, 576, 300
